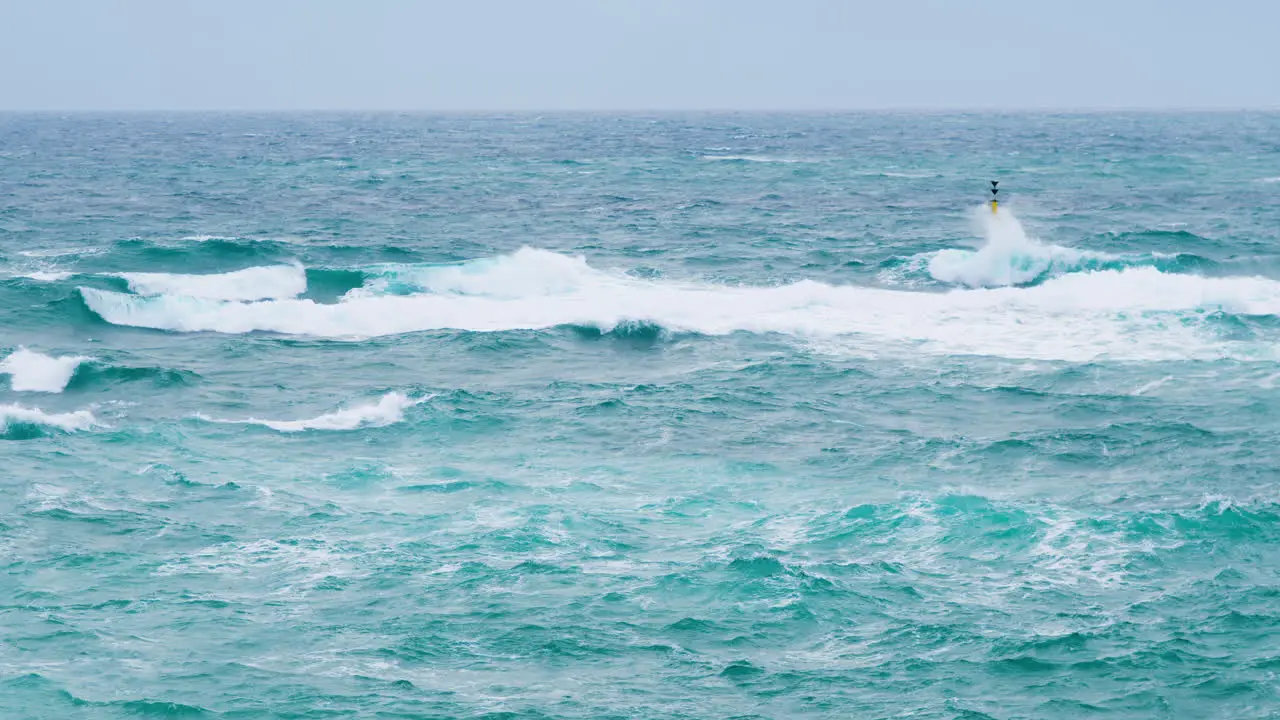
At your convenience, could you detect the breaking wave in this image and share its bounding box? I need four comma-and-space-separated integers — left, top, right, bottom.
0, 403, 98, 438
1, 348, 92, 393
927, 208, 1113, 287
346, 248, 599, 299
117, 264, 306, 301
75, 246, 1280, 361
15, 271, 75, 282
196, 392, 426, 432
907, 207, 1202, 288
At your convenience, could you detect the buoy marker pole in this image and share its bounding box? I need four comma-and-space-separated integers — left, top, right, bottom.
990, 180, 999, 214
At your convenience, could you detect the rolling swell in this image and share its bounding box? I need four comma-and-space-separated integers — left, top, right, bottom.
95, 236, 293, 270
7, 113, 1280, 719
302, 267, 368, 301
567, 319, 668, 343
24, 235, 432, 280
65, 362, 199, 392
1103, 228, 1224, 254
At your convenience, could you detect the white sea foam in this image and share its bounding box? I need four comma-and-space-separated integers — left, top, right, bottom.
118, 264, 306, 301
198, 392, 426, 432
926, 207, 1115, 287
16, 271, 75, 282
18, 247, 102, 259
1, 348, 91, 393
78, 247, 1280, 362
349, 248, 600, 299
0, 403, 98, 433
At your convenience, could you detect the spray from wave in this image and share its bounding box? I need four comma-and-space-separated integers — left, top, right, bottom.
924, 207, 1115, 287
196, 392, 427, 432
1, 348, 92, 393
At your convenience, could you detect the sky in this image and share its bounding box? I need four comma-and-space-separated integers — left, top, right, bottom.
1, 0, 1277, 111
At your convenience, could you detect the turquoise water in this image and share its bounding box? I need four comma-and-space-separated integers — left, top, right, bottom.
3, 113, 1280, 719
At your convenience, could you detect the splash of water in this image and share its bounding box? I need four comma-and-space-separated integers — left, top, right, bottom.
928, 206, 1107, 287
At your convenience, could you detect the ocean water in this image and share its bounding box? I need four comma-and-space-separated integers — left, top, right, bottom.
3, 112, 1280, 719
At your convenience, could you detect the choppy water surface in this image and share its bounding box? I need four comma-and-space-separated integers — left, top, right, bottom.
3, 113, 1280, 718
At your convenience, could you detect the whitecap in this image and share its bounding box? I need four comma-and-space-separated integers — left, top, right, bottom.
117, 264, 306, 301
11, 270, 75, 282
197, 392, 427, 432
0, 403, 98, 433
349, 247, 598, 299
77, 247, 1280, 362
1, 348, 92, 393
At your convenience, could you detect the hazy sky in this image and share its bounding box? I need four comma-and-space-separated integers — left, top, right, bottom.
2, 0, 1277, 111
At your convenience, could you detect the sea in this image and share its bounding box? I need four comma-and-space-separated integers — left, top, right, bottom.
3, 112, 1280, 719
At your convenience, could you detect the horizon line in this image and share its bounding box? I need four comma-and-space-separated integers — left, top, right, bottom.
2, 106, 1279, 115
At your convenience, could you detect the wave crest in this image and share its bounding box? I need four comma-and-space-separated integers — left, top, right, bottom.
76, 247, 1280, 362
349, 248, 602, 299
118, 264, 306, 301
197, 392, 427, 432
0, 403, 98, 438
1, 348, 92, 393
